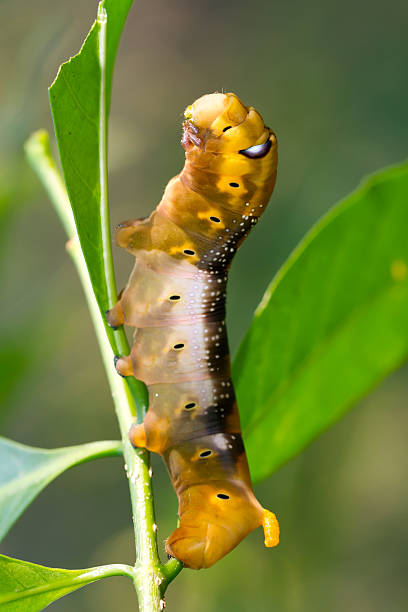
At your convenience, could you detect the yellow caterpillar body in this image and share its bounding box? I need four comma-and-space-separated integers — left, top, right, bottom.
108, 93, 279, 569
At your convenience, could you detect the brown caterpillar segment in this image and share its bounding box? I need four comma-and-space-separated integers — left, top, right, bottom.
109, 92, 279, 569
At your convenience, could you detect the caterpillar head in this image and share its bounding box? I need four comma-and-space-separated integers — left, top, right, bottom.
182, 92, 276, 158
165, 480, 265, 569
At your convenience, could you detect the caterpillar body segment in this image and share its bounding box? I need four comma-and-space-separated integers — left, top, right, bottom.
108, 92, 278, 569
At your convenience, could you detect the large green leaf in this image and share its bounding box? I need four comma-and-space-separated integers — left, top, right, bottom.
0, 437, 121, 542
233, 161, 408, 482
49, 0, 133, 331
0, 554, 132, 611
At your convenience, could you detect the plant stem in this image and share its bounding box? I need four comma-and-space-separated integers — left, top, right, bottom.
24, 131, 182, 610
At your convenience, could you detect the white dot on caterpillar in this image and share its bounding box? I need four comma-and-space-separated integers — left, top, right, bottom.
155, 576, 162, 586
160, 599, 166, 610
149, 466, 153, 477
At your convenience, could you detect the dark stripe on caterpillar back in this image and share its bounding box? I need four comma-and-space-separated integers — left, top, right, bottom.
107, 92, 280, 569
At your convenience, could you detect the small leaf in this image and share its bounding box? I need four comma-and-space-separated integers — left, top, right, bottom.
0, 438, 122, 542
233, 161, 408, 482
0, 554, 133, 611
49, 0, 133, 340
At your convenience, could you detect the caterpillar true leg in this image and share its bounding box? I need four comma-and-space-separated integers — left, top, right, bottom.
115, 217, 151, 250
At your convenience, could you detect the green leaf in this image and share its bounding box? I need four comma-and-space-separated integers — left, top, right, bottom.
49, 0, 133, 338
0, 437, 122, 542
0, 554, 133, 611
233, 161, 408, 482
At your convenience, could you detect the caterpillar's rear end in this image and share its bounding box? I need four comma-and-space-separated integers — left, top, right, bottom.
107, 92, 279, 569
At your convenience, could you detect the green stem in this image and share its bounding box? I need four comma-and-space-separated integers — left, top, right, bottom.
95, 5, 146, 421
24, 131, 182, 611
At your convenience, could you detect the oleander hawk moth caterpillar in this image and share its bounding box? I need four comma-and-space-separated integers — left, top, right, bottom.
107, 92, 279, 569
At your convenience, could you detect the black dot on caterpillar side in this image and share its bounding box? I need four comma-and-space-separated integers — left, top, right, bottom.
184, 402, 196, 410
183, 249, 195, 256
229, 182, 239, 188
200, 450, 212, 458
209, 216, 221, 223
223, 126, 232, 132
169, 295, 181, 301
173, 343, 185, 350
217, 493, 230, 500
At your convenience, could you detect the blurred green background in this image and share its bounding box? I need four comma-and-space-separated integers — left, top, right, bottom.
1, 0, 407, 610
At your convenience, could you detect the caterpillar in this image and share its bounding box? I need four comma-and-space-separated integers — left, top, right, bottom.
107, 92, 279, 569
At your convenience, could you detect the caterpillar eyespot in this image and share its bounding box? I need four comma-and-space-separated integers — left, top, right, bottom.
108, 92, 279, 570
239, 139, 272, 159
